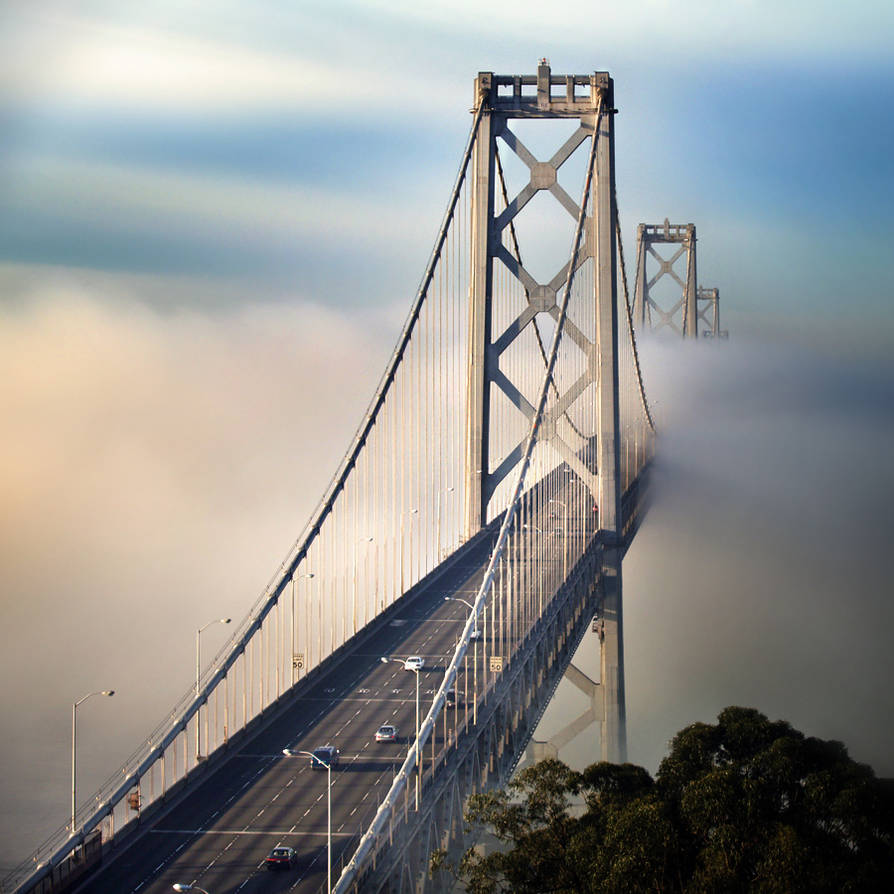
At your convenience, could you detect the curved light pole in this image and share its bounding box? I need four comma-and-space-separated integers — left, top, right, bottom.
283, 748, 332, 892
435, 486, 455, 561
71, 689, 114, 834
549, 499, 568, 579
291, 572, 314, 685
352, 537, 374, 634
444, 596, 479, 724
399, 509, 418, 595
196, 617, 231, 758
381, 656, 421, 809
172, 884, 211, 893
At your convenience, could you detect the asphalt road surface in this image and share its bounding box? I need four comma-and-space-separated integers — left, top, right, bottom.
77, 533, 498, 894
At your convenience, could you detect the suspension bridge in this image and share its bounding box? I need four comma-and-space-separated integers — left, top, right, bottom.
9, 61, 669, 894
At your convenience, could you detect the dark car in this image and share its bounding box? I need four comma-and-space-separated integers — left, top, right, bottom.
446, 687, 463, 706
310, 745, 339, 769
265, 846, 297, 870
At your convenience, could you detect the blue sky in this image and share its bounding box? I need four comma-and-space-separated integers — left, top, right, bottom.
2, 0, 894, 868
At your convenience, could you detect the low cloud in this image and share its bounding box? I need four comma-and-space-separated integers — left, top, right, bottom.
0, 5, 463, 116
532, 337, 894, 779
0, 270, 395, 864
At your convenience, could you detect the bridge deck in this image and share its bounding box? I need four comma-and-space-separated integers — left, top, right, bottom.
77, 535, 499, 894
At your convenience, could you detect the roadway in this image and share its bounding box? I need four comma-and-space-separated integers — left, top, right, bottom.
77, 533, 498, 894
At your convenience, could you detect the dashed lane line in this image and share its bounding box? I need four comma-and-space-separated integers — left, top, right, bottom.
149, 828, 356, 837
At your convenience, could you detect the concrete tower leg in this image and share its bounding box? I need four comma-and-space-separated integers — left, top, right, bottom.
592, 74, 626, 763
633, 223, 647, 328
684, 224, 698, 338
463, 73, 495, 539
600, 547, 626, 762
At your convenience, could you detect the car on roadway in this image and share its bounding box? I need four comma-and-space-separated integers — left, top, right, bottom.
375, 724, 398, 742
469, 627, 482, 640
265, 846, 297, 870
309, 745, 339, 769
403, 656, 425, 671
446, 687, 463, 706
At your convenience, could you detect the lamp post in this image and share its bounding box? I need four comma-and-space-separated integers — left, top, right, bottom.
196, 617, 231, 759
352, 537, 374, 634
549, 499, 568, 579
443, 596, 479, 724
283, 748, 332, 892
381, 656, 421, 809
435, 486, 454, 561
172, 884, 211, 893
291, 573, 314, 685
71, 689, 114, 834
399, 508, 418, 594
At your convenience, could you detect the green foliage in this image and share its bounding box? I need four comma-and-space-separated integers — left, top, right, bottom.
433, 707, 894, 893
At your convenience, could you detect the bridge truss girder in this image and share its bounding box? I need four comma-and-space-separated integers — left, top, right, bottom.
632, 219, 698, 337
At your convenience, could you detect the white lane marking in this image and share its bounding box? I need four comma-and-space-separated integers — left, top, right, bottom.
138, 666, 434, 887
149, 828, 356, 836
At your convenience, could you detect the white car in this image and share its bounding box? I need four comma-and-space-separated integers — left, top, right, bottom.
375, 724, 398, 742
403, 656, 425, 671
470, 628, 482, 640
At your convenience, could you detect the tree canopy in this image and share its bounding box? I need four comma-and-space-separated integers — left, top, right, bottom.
432, 707, 894, 893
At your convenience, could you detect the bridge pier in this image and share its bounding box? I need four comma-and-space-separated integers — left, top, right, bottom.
599, 545, 626, 762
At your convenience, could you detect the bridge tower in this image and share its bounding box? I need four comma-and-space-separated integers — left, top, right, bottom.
463, 60, 626, 761
632, 219, 698, 337
697, 286, 729, 338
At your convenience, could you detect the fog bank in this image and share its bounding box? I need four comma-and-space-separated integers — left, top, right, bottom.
534, 336, 894, 778
0, 281, 394, 868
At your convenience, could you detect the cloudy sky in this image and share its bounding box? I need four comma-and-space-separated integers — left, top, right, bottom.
2, 0, 893, 869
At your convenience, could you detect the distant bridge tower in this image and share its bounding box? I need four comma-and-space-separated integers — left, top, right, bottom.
697, 286, 729, 338
463, 60, 626, 762
633, 219, 698, 337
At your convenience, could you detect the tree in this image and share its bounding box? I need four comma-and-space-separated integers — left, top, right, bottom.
433, 707, 894, 893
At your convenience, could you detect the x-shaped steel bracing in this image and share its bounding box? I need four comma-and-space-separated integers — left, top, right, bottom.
486, 119, 600, 501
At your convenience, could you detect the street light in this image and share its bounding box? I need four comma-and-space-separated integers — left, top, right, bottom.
400, 509, 418, 594
283, 748, 332, 892
291, 572, 314, 685
549, 499, 568, 579
436, 486, 455, 561
195, 617, 231, 759
381, 656, 422, 809
444, 597, 479, 724
71, 689, 114, 834
172, 884, 211, 893
352, 537, 374, 634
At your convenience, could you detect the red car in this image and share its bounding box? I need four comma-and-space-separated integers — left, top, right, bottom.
265, 846, 297, 870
